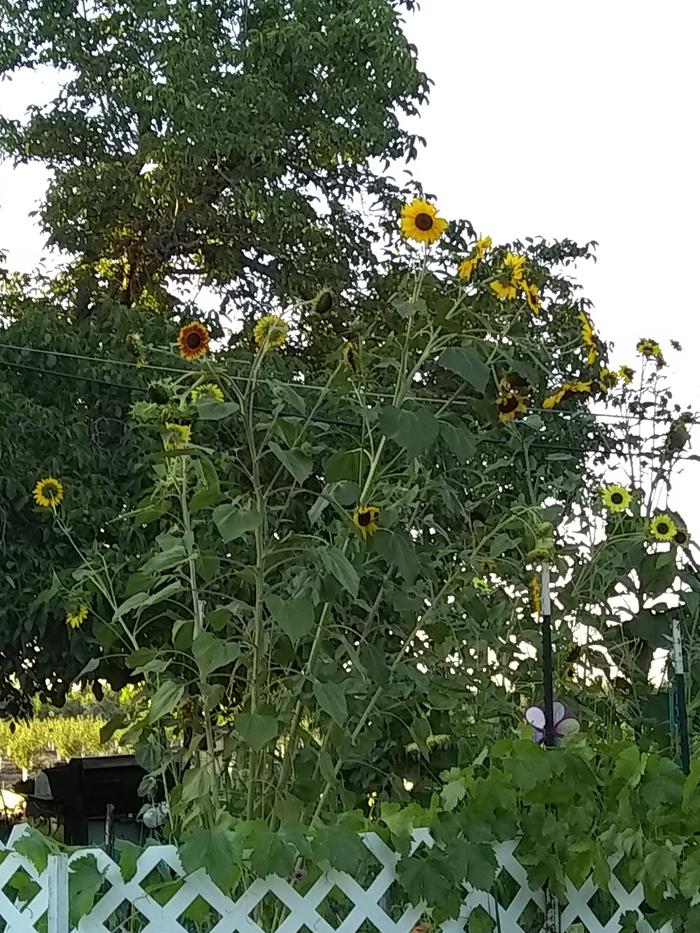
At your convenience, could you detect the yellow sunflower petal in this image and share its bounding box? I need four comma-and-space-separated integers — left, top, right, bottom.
649, 514, 677, 542
33, 477, 64, 509
400, 199, 448, 244
601, 484, 632, 512
254, 314, 289, 349
352, 506, 380, 539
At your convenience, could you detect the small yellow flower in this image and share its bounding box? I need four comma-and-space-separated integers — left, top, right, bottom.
400, 199, 448, 244
542, 381, 592, 410
522, 281, 540, 314
579, 311, 600, 365
191, 383, 224, 403
497, 392, 527, 423
164, 422, 191, 448
529, 574, 541, 614
457, 257, 477, 281
254, 314, 289, 350
33, 477, 64, 509
636, 338, 665, 366
66, 605, 89, 629
352, 506, 380, 539
601, 484, 632, 512
178, 322, 210, 361
618, 365, 635, 384
649, 514, 677, 542
490, 279, 518, 301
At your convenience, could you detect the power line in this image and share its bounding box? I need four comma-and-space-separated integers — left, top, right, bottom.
0, 339, 693, 426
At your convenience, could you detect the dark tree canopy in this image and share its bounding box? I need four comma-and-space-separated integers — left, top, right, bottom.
0, 0, 428, 312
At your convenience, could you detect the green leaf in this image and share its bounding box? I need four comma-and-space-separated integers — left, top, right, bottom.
14, 827, 57, 872
683, 759, 700, 811
319, 546, 359, 597
113, 581, 182, 620
213, 504, 261, 542
69, 854, 105, 927
438, 345, 490, 394
192, 632, 240, 677
397, 852, 454, 905
266, 594, 315, 645
148, 680, 185, 724
680, 853, 700, 899
196, 398, 238, 420
179, 828, 242, 893
373, 530, 419, 583
181, 766, 212, 803
100, 713, 126, 744
313, 681, 347, 725
312, 824, 368, 873
269, 442, 313, 485
440, 421, 477, 462
379, 406, 439, 458
468, 910, 495, 933
141, 544, 187, 574
116, 840, 142, 883
236, 713, 279, 750
441, 777, 467, 811
325, 449, 368, 484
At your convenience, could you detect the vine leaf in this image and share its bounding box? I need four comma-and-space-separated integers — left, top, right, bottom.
236, 712, 279, 750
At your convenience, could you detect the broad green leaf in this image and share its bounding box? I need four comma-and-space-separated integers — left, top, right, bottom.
680, 853, 700, 899
196, 398, 238, 420
213, 504, 261, 542
100, 713, 127, 744
266, 594, 315, 645
269, 441, 313, 485
325, 449, 368, 484
440, 421, 477, 462
373, 530, 419, 584
14, 827, 57, 872
148, 680, 185, 724
179, 828, 242, 893
69, 854, 105, 927
141, 544, 187, 574
441, 778, 467, 811
319, 546, 359, 597
468, 910, 495, 933
379, 406, 439, 458
313, 681, 347, 725
180, 766, 212, 803
113, 581, 182, 620
192, 632, 240, 677
116, 840, 142, 883
236, 712, 279, 750
438, 345, 490, 394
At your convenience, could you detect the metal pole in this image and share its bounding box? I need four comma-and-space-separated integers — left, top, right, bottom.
541, 564, 556, 748
672, 618, 690, 775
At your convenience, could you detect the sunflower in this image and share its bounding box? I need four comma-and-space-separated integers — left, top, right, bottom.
490, 279, 518, 301
66, 605, 89, 629
497, 392, 527, 423
503, 252, 526, 282
457, 257, 477, 281
343, 342, 358, 374
33, 477, 64, 509
313, 288, 334, 314
674, 527, 691, 547
636, 338, 665, 366
178, 322, 210, 361
649, 514, 677, 542
474, 236, 492, 259
522, 281, 540, 314
542, 381, 592, 410
164, 422, 191, 448
579, 311, 599, 365
191, 383, 224, 403
598, 368, 619, 392
529, 574, 541, 614
353, 506, 380, 539
601, 484, 632, 512
400, 199, 448, 244
472, 576, 491, 593
618, 365, 635, 384
254, 314, 289, 349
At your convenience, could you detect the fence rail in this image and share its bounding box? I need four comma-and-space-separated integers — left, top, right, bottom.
0, 825, 671, 933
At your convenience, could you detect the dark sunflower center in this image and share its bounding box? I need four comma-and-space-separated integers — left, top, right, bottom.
358, 511, 372, 527
657, 522, 669, 535
611, 492, 624, 505
186, 331, 203, 349
676, 532, 688, 545
415, 212, 434, 231
500, 397, 519, 414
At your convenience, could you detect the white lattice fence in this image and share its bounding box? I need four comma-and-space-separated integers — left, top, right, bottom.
0, 825, 672, 933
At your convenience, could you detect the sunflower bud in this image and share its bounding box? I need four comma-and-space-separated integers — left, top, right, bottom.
313, 288, 334, 314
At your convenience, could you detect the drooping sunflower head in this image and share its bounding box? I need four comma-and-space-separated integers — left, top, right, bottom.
598, 368, 619, 392
542, 381, 592, 410
474, 236, 492, 259
164, 422, 191, 449
636, 338, 665, 366
457, 257, 477, 281
342, 341, 358, 374
178, 322, 210, 361
529, 574, 542, 614
649, 513, 678, 542
674, 527, 691, 547
313, 288, 334, 314
147, 379, 176, 405
191, 383, 224, 404
490, 279, 518, 301
578, 311, 599, 365
522, 280, 540, 314
33, 477, 64, 509
66, 605, 89, 629
254, 314, 289, 350
601, 484, 632, 512
497, 392, 527, 423
400, 199, 448, 244
618, 365, 635, 384
352, 506, 380, 539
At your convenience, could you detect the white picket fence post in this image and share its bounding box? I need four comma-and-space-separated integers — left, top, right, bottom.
47, 854, 69, 933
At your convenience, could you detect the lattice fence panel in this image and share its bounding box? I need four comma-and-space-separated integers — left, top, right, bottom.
0, 826, 676, 933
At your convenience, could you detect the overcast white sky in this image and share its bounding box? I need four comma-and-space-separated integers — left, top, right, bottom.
1, 0, 698, 521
